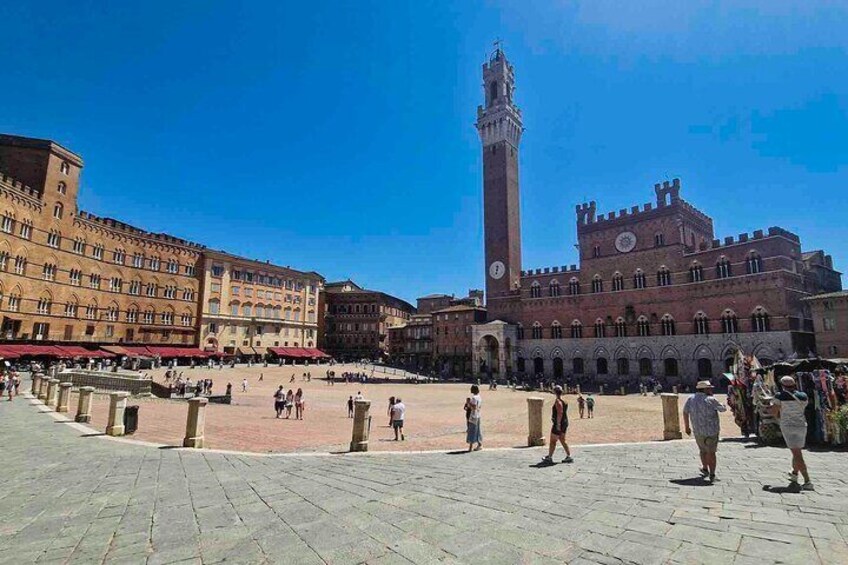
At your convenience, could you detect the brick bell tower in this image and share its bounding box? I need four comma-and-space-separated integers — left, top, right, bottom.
476, 45, 523, 303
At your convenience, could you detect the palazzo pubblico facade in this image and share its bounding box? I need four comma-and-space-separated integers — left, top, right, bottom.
471, 49, 841, 385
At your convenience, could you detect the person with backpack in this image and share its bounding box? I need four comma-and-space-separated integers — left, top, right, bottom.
586, 394, 595, 418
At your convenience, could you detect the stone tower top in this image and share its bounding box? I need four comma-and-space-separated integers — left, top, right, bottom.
476, 46, 523, 147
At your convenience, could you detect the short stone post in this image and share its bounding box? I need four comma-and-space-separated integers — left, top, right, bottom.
672, 385, 679, 394
350, 399, 371, 452
38, 376, 49, 401
45, 379, 59, 408
661, 393, 683, 440
75, 386, 95, 423
183, 397, 208, 448
599, 385, 604, 395
31, 373, 42, 396
576, 385, 581, 395
619, 386, 625, 396
56, 382, 73, 413
106, 391, 131, 436
527, 397, 545, 447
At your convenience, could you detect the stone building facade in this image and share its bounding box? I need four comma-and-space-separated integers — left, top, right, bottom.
198, 251, 323, 355
0, 134, 203, 346
319, 280, 414, 361
472, 49, 841, 385
804, 291, 848, 358
432, 304, 487, 378
387, 314, 433, 372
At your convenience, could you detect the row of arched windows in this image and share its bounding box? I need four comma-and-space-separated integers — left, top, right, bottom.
529, 254, 765, 298
208, 299, 316, 323
519, 356, 681, 377
520, 308, 771, 339
0, 285, 192, 326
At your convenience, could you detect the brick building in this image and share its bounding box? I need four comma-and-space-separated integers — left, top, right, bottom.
198, 251, 322, 356
804, 291, 848, 358
432, 304, 487, 378
387, 314, 433, 372
471, 49, 841, 385
319, 280, 414, 361
0, 134, 203, 347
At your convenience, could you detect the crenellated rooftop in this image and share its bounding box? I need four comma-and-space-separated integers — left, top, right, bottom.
0, 171, 41, 199
75, 210, 206, 250
687, 226, 800, 254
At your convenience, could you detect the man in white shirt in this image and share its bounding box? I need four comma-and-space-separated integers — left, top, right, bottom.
391, 398, 406, 441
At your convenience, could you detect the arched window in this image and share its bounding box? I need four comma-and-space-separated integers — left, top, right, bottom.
716, 257, 732, 279
36, 293, 52, 315
633, 269, 646, 289
657, 267, 671, 287
660, 315, 676, 336
617, 357, 630, 375
614, 317, 627, 337
591, 275, 603, 293
568, 277, 580, 295
654, 233, 665, 247
58, 182, 66, 194
531, 322, 543, 339
637, 316, 650, 337
594, 319, 606, 338
751, 307, 770, 332
570, 320, 583, 338
516, 324, 524, 339
0, 250, 8, 272
53, 202, 63, 219
694, 312, 710, 335
698, 358, 713, 379
689, 263, 704, 282
553, 357, 564, 378
490, 80, 498, 103
551, 321, 562, 339
721, 310, 738, 334
60, 161, 70, 174
596, 358, 608, 375
573, 357, 585, 374
208, 299, 220, 315
664, 358, 679, 377
549, 280, 561, 297
530, 281, 541, 298
64, 300, 78, 318
746, 253, 763, 274
243, 304, 252, 317
612, 273, 624, 291
639, 358, 652, 376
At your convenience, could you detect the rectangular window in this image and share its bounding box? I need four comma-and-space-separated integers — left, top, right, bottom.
824, 317, 836, 331
210, 283, 221, 292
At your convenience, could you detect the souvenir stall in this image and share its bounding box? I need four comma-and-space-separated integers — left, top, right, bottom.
724, 350, 760, 438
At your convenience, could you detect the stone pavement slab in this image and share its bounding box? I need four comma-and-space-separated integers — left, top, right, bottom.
1, 393, 847, 564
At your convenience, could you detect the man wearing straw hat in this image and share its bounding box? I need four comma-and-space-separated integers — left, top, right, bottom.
767, 375, 814, 491
683, 380, 727, 483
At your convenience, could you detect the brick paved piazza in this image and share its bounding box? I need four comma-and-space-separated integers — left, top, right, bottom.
2, 390, 848, 564
73, 364, 738, 453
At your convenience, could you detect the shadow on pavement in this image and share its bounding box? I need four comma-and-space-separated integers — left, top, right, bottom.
158, 445, 181, 450
528, 461, 556, 469
669, 477, 712, 487
445, 450, 470, 455
80, 432, 106, 438
762, 484, 803, 494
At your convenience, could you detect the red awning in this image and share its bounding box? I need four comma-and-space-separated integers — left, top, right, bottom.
268, 347, 329, 359
0, 346, 22, 359
54, 346, 115, 358
0, 344, 67, 357
145, 346, 213, 358
121, 346, 155, 358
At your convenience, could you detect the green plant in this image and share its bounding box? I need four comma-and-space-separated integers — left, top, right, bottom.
836, 405, 848, 432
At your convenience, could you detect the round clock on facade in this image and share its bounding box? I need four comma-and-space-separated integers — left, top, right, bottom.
489, 261, 506, 279
614, 231, 637, 253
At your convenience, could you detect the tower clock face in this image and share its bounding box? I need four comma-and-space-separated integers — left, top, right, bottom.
489, 261, 506, 280
615, 231, 637, 253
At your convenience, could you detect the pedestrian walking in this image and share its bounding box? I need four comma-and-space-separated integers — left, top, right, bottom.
274, 386, 286, 418
391, 398, 405, 441
541, 386, 573, 464
295, 388, 304, 420
387, 396, 396, 427
768, 376, 814, 491
586, 394, 595, 418
683, 380, 727, 483
347, 395, 354, 418
241, 378, 248, 392
466, 385, 483, 451
285, 389, 294, 419
577, 394, 585, 419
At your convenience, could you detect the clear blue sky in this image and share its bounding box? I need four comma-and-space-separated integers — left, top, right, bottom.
2, 1, 846, 303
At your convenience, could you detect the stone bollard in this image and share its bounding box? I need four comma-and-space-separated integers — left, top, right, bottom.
350, 399, 371, 452
45, 379, 60, 408
75, 386, 95, 423
576, 385, 581, 395
661, 393, 683, 440
31, 373, 42, 396
672, 385, 679, 394
620, 386, 625, 396
106, 392, 131, 436
183, 397, 208, 448
527, 397, 545, 447
599, 385, 604, 395
38, 376, 49, 401
56, 382, 73, 413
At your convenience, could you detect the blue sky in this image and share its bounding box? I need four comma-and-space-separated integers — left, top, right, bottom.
2, 1, 846, 303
